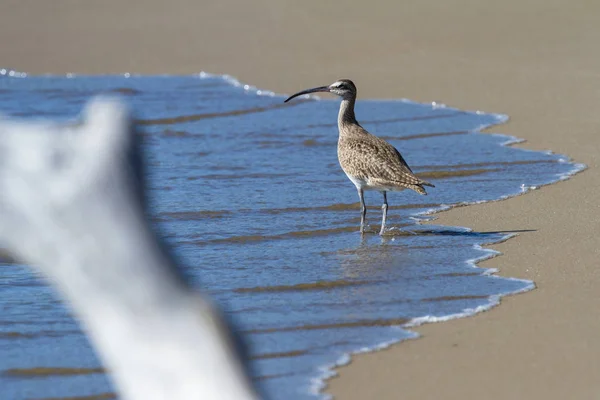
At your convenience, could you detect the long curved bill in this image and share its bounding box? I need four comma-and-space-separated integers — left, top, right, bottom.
284, 86, 330, 103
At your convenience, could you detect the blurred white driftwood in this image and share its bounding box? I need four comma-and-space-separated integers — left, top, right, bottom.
0, 98, 258, 400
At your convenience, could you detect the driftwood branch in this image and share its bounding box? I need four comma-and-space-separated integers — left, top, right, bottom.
0, 97, 258, 400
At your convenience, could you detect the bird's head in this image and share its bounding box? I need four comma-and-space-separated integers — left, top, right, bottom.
284, 79, 357, 103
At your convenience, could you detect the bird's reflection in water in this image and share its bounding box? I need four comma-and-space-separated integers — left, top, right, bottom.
335, 232, 431, 281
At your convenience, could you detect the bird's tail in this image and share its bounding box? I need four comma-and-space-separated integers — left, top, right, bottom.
411, 180, 435, 195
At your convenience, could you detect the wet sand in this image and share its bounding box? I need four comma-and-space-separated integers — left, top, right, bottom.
2, 0, 600, 398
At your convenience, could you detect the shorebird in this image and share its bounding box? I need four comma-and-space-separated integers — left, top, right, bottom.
284, 79, 434, 235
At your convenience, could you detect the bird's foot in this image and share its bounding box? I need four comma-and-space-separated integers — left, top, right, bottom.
379, 226, 419, 236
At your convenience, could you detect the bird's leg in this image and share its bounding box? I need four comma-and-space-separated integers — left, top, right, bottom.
380, 191, 388, 235
358, 188, 367, 234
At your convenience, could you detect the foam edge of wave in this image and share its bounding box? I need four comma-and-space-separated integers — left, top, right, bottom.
312, 229, 535, 399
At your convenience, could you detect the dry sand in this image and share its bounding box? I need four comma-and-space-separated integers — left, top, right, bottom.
2, 0, 600, 398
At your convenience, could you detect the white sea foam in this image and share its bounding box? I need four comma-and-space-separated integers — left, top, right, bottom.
197, 71, 277, 97
308, 334, 418, 399
0, 68, 27, 78
559, 163, 587, 180
496, 134, 526, 146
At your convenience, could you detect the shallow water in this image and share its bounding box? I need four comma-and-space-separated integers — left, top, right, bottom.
0, 74, 583, 399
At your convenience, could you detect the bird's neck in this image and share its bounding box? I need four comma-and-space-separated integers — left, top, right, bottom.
338, 97, 358, 129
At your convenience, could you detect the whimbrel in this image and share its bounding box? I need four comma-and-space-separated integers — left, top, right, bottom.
284, 79, 435, 235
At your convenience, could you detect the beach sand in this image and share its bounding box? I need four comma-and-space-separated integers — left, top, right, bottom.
2, 0, 600, 398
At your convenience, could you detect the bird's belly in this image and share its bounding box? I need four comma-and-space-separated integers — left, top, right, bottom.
344, 173, 368, 190
344, 172, 406, 192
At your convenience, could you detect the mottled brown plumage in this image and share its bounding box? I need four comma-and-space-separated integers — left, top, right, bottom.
285, 79, 434, 235
337, 125, 432, 194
